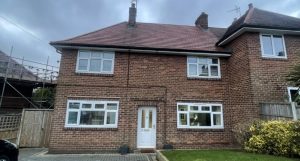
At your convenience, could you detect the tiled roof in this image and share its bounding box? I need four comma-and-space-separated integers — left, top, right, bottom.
218, 7, 300, 44
51, 22, 228, 53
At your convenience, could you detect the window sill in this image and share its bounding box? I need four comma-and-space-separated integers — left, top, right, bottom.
187, 77, 221, 81
261, 56, 287, 61
177, 128, 224, 132
64, 127, 118, 131
75, 72, 114, 77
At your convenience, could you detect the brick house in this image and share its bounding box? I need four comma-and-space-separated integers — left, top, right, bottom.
49, 3, 300, 153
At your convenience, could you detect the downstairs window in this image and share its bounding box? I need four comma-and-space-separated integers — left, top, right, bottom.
65, 100, 119, 128
177, 103, 224, 129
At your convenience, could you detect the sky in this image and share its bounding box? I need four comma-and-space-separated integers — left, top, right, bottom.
0, 0, 300, 67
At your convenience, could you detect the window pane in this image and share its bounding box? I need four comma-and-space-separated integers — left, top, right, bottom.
141, 110, 145, 128
190, 113, 211, 126
90, 59, 101, 72
198, 64, 208, 76
201, 106, 210, 111
82, 103, 92, 109
106, 112, 116, 124
262, 35, 273, 55
190, 106, 198, 111
69, 102, 80, 109
213, 114, 221, 125
95, 104, 104, 109
212, 106, 221, 112
80, 111, 105, 125
198, 58, 207, 64
210, 66, 219, 76
273, 36, 285, 56
79, 52, 90, 58
91, 52, 102, 58
212, 58, 218, 64
179, 113, 187, 125
149, 110, 153, 128
68, 112, 78, 124
103, 53, 114, 59
107, 103, 118, 110
78, 59, 88, 70
188, 57, 197, 63
290, 89, 299, 102
102, 60, 113, 72
178, 105, 188, 111
188, 64, 197, 76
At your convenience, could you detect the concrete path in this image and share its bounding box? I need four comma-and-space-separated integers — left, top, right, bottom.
19, 148, 157, 161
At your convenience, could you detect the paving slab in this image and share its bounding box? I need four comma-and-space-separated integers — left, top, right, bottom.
19, 148, 157, 161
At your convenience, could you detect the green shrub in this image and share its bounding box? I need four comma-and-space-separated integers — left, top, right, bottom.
244, 120, 300, 157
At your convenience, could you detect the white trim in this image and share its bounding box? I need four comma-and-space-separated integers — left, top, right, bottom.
187, 57, 221, 79
259, 34, 287, 59
287, 87, 300, 102
53, 45, 231, 57
65, 100, 119, 128
218, 27, 300, 46
75, 50, 115, 74
177, 102, 224, 129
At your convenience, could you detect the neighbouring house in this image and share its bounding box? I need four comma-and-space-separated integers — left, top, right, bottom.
49, 3, 300, 153
0, 50, 56, 113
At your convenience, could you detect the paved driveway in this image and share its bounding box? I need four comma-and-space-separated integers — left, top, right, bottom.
19, 148, 157, 161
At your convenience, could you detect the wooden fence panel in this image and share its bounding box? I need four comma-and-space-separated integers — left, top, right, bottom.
260, 103, 293, 120
18, 109, 53, 148
0, 114, 21, 143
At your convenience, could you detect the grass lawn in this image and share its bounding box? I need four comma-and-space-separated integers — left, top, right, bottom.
161, 150, 300, 161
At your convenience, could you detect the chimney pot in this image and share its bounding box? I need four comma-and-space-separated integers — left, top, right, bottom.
248, 3, 253, 9
128, 2, 137, 27
195, 12, 208, 29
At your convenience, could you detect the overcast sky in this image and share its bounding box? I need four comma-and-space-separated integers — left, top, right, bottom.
1, 0, 300, 66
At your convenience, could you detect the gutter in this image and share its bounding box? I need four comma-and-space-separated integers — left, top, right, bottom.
51, 44, 232, 57
218, 26, 300, 46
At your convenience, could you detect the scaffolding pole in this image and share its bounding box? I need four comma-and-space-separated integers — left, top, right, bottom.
0, 46, 13, 109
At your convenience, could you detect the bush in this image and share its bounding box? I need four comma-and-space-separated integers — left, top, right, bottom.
243, 120, 300, 157
232, 121, 254, 146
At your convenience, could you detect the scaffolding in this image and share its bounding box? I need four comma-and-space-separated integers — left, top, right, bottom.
0, 49, 59, 110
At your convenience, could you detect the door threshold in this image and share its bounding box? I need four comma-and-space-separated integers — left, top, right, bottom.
136, 148, 156, 153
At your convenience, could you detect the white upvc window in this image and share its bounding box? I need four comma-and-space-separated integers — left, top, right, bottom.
76, 50, 115, 74
187, 57, 221, 78
260, 34, 287, 58
177, 103, 224, 129
65, 100, 119, 128
287, 87, 300, 103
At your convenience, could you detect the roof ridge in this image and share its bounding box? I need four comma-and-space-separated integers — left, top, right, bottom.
244, 7, 254, 24
52, 21, 127, 43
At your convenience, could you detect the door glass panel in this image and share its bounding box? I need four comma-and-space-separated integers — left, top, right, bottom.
141, 110, 145, 128
149, 110, 153, 128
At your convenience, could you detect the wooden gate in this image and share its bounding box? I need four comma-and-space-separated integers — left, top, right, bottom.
17, 109, 53, 147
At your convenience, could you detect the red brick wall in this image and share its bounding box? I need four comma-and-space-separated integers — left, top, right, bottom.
49, 49, 233, 153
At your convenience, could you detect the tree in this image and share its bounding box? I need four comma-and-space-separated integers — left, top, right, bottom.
32, 87, 55, 108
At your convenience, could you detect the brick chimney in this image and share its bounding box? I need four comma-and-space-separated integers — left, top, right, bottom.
128, 2, 137, 27
195, 12, 208, 29
248, 3, 253, 9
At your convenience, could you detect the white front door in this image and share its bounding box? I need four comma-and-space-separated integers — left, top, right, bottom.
137, 107, 156, 148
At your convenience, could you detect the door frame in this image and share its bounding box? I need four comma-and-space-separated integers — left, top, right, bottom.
137, 106, 157, 148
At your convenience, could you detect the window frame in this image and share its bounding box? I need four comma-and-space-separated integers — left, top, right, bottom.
187, 57, 221, 79
260, 34, 287, 59
177, 102, 224, 129
65, 100, 119, 128
76, 50, 115, 74
287, 87, 300, 103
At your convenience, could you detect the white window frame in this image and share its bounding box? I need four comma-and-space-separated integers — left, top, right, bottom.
177, 102, 224, 129
65, 100, 119, 128
260, 34, 287, 59
287, 87, 300, 102
76, 50, 115, 74
187, 57, 221, 78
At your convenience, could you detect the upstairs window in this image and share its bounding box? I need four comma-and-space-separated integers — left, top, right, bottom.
76, 50, 114, 74
187, 57, 220, 78
260, 34, 287, 58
